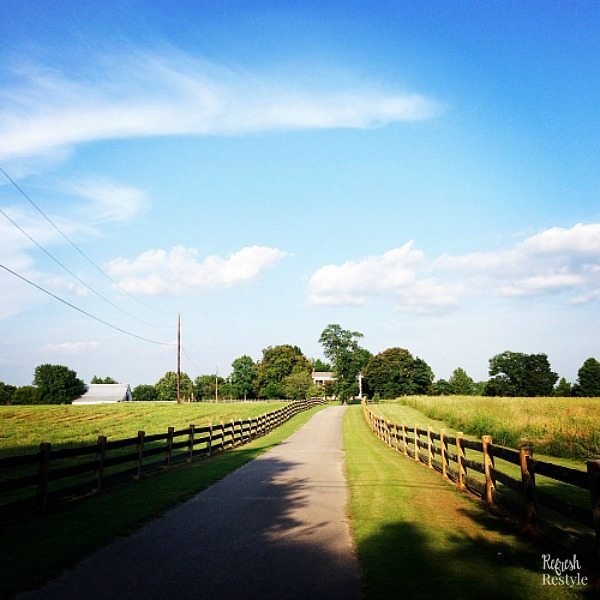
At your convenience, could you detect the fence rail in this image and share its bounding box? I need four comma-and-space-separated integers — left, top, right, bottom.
0, 398, 326, 519
362, 401, 600, 569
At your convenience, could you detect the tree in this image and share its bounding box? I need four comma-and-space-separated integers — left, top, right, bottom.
257, 345, 311, 399
363, 348, 433, 398
433, 379, 452, 395
0, 381, 16, 405
312, 358, 332, 372
554, 378, 572, 397
573, 358, 600, 397
231, 355, 256, 400
281, 371, 313, 399
132, 384, 158, 401
449, 368, 475, 395
487, 351, 557, 396
91, 375, 118, 384
194, 374, 225, 400
319, 324, 370, 402
12, 386, 42, 405
33, 364, 86, 404
155, 371, 193, 402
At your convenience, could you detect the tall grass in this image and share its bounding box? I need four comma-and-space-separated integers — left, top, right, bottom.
395, 396, 600, 460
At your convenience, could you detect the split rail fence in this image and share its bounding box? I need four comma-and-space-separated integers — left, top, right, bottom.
0, 398, 326, 519
363, 401, 600, 569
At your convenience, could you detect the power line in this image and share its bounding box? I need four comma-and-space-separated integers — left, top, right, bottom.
0, 263, 171, 346
0, 206, 165, 328
0, 166, 172, 316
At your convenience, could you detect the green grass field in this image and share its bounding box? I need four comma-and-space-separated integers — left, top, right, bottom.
0, 404, 327, 597
343, 405, 593, 599
390, 396, 600, 460
0, 401, 288, 457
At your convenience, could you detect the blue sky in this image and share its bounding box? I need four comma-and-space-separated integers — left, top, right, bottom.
1, 1, 599, 387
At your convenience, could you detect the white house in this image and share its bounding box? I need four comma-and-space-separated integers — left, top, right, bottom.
72, 384, 133, 405
311, 371, 364, 399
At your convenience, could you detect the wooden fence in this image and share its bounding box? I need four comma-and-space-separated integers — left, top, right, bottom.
362, 401, 600, 569
0, 398, 326, 519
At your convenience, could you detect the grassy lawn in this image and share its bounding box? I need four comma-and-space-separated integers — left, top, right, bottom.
0, 401, 288, 457
369, 400, 593, 519
343, 405, 594, 600
0, 404, 326, 598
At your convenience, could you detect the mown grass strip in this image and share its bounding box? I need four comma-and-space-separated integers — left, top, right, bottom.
0, 404, 326, 598
343, 405, 590, 600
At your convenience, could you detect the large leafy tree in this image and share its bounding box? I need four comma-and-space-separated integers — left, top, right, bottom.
194, 374, 225, 400
281, 371, 314, 400
132, 384, 158, 401
33, 364, 86, 404
363, 348, 433, 398
155, 371, 193, 402
231, 355, 257, 400
0, 381, 16, 405
573, 357, 600, 397
319, 324, 371, 402
257, 345, 311, 399
487, 351, 557, 396
449, 367, 475, 395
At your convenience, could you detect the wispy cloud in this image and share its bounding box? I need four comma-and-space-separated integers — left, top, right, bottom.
106, 245, 286, 296
64, 178, 150, 224
0, 49, 440, 161
41, 341, 100, 355
308, 223, 600, 312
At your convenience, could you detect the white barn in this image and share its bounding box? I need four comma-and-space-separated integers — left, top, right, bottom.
73, 384, 133, 405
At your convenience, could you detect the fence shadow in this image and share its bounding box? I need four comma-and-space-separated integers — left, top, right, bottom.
13, 452, 362, 599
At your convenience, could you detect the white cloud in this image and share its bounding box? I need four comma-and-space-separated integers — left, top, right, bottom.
41, 341, 99, 355
106, 245, 286, 295
0, 49, 440, 161
308, 242, 462, 313
308, 223, 600, 312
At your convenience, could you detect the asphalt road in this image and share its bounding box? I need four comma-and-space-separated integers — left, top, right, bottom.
19, 405, 363, 600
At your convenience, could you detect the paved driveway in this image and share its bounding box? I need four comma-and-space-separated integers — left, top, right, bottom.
20, 406, 362, 600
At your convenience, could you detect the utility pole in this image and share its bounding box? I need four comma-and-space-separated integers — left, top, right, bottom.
177, 314, 181, 403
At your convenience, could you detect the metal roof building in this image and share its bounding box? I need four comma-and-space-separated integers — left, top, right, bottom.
72, 384, 133, 405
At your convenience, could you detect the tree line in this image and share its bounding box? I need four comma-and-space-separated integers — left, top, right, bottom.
1, 324, 599, 404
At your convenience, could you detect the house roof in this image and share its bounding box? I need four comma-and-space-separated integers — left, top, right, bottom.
312, 371, 335, 379
73, 384, 131, 404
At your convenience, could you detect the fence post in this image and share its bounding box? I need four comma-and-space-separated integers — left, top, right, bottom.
402, 423, 408, 456
95, 435, 107, 492
135, 431, 145, 479
587, 460, 600, 570
207, 424, 213, 457
165, 426, 174, 467
456, 432, 465, 490
440, 430, 448, 479
231, 420, 237, 447
188, 424, 195, 462
414, 425, 419, 462
427, 426, 433, 469
519, 443, 537, 534
36, 442, 51, 511
481, 435, 494, 506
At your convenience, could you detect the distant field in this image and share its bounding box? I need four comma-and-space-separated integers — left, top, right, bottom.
0, 402, 288, 458
378, 396, 600, 461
